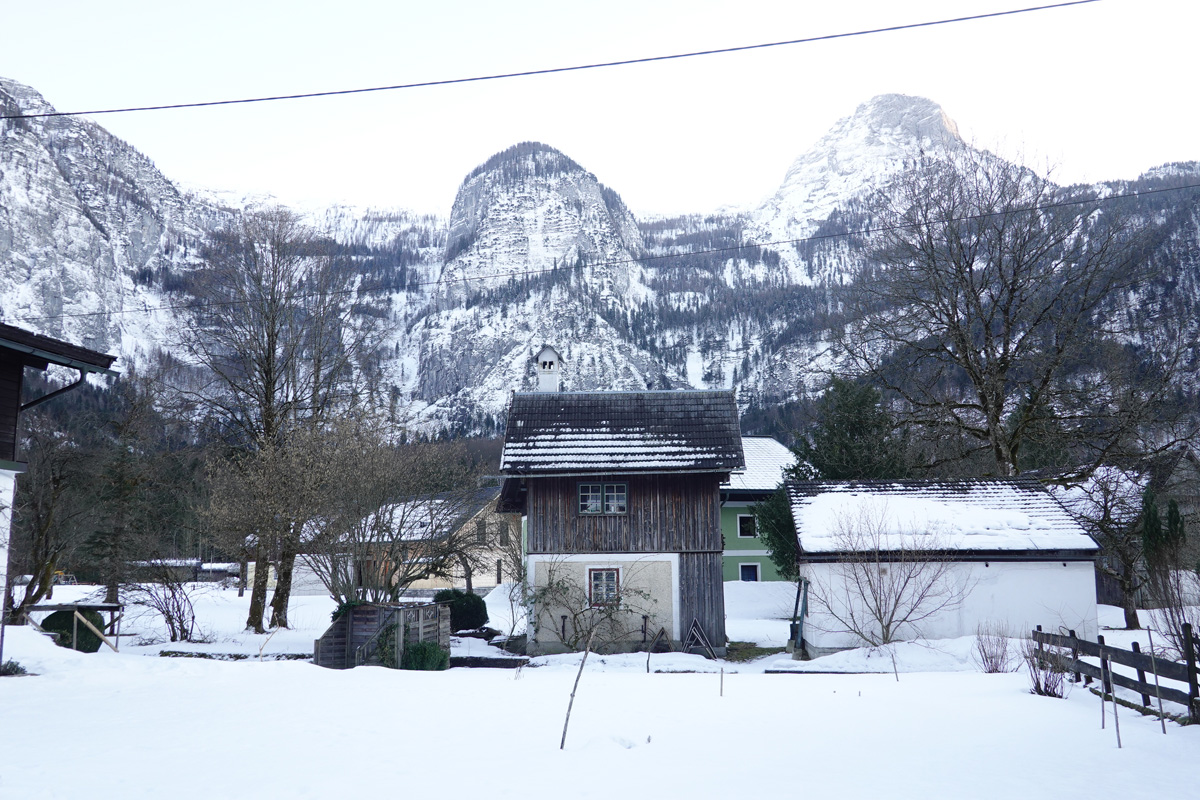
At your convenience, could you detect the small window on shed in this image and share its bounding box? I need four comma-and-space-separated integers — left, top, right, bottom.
737, 514, 757, 538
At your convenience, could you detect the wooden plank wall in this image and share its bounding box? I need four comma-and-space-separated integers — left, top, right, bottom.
678, 552, 726, 648
0, 352, 24, 463
527, 474, 722, 553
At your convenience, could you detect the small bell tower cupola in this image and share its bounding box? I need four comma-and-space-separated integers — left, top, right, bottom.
536, 345, 563, 393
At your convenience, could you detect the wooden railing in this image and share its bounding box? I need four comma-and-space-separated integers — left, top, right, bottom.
1031, 623, 1199, 722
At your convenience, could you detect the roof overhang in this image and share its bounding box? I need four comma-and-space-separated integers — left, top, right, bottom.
0, 324, 118, 377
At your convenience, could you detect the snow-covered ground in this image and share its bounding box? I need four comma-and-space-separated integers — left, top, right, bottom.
2, 586, 1196, 799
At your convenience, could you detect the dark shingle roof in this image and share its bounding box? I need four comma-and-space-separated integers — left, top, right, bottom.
500, 390, 744, 474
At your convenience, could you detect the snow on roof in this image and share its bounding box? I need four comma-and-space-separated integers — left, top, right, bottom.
787, 479, 1097, 553
501, 390, 744, 474
723, 437, 797, 492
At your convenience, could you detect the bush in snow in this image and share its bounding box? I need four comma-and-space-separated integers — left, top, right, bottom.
434, 588, 488, 631
1021, 637, 1068, 698
973, 621, 1017, 673
1, 659, 28, 676
40, 609, 106, 653
401, 640, 449, 671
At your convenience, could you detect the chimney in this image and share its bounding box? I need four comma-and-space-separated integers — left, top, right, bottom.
536, 345, 563, 392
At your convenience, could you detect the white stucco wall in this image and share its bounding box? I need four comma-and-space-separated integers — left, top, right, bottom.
527, 553, 678, 654
799, 558, 1098, 651
0, 470, 16, 620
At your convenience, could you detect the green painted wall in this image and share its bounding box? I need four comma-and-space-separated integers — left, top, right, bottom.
720, 503, 784, 581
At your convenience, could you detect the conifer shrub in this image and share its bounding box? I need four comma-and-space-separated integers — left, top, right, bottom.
433, 588, 488, 631
40, 609, 106, 653
1, 659, 28, 676
400, 640, 449, 671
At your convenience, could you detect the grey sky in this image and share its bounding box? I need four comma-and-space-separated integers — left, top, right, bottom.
3, 0, 1194, 216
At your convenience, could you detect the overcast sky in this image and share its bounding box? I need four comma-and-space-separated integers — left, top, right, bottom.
4, 0, 1195, 217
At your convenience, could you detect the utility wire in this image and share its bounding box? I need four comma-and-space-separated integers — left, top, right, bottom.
0, 1, 1099, 120
7, 177, 1197, 326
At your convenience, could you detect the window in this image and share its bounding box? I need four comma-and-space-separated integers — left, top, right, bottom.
739, 563, 760, 582
737, 514, 757, 538
589, 568, 620, 605
579, 483, 627, 515
604, 483, 627, 514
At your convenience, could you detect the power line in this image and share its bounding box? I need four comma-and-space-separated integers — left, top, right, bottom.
7, 177, 1196, 326
0, 1, 1100, 121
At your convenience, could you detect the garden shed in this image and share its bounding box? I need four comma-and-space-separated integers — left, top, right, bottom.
786, 478, 1100, 656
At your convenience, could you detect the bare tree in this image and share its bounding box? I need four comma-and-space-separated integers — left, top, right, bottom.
297, 418, 482, 607
5, 416, 96, 621
180, 206, 387, 631
1053, 466, 1146, 629
804, 506, 974, 648
841, 149, 1182, 477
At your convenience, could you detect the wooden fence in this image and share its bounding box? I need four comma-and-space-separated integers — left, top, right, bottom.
1031, 623, 1199, 722
313, 602, 450, 670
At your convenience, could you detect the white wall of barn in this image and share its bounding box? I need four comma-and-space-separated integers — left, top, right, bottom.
799, 559, 1098, 652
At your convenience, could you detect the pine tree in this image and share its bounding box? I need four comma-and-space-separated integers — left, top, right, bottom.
792, 377, 907, 480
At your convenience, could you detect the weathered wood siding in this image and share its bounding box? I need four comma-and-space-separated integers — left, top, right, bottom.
678, 552, 726, 647
0, 352, 24, 463
526, 474, 722, 554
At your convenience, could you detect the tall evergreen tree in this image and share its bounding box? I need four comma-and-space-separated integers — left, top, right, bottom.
793, 377, 907, 480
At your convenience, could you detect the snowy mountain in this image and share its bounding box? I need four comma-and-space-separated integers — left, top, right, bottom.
2, 77, 1198, 435
747, 94, 964, 282
0, 77, 232, 361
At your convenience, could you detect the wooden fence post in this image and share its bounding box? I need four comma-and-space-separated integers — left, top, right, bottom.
1130, 642, 1151, 707
1183, 622, 1199, 723
1068, 629, 1080, 684
1097, 634, 1112, 695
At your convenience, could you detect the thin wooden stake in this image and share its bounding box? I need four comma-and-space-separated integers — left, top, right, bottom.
1099, 636, 1106, 730
1106, 653, 1122, 748
1147, 628, 1168, 735
720, 668, 724, 697
560, 628, 596, 750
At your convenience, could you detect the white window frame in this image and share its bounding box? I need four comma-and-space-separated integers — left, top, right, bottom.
739, 562, 761, 582
737, 514, 758, 538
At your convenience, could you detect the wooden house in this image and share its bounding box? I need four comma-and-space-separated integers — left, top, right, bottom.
498, 377, 744, 656
0, 323, 116, 645
720, 436, 797, 582
786, 478, 1099, 656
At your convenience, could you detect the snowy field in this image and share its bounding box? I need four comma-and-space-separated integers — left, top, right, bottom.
2, 585, 1196, 799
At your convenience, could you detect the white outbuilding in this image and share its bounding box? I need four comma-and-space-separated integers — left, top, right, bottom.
786, 478, 1099, 656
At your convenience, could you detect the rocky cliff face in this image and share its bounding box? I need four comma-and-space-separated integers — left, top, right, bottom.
0, 77, 230, 359
439, 142, 643, 294
748, 94, 964, 282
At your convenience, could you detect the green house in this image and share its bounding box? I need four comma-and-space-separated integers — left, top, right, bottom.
720, 437, 796, 581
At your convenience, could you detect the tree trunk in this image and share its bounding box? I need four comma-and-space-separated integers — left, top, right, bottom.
269, 546, 297, 629
1116, 558, 1141, 630
461, 556, 473, 594
246, 541, 270, 633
